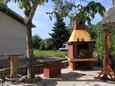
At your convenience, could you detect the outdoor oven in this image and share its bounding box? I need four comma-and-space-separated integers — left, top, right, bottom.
68, 18, 95, 70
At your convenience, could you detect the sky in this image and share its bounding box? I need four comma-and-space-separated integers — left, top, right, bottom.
8, 0, 112, 39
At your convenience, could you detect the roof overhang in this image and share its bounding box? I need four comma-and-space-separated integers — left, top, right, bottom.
68, 41, 95, 44
0, 6, 35, 28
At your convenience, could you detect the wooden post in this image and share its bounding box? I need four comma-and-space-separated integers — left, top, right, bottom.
97, 29, 115, 80
10, 55, 18, 78
104, 29, 110, 67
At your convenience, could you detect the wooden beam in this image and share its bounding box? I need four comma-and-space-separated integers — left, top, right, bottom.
71, 58, 96, 62
66, 57, 96, 62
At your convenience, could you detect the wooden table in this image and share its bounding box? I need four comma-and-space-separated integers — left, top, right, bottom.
0, 54, 24, 78
9, 54, 24, 78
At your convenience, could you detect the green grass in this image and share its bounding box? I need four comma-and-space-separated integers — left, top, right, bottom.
33, 49, 67, 59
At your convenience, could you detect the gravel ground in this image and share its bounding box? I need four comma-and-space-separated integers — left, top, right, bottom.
3, 68, 115, 86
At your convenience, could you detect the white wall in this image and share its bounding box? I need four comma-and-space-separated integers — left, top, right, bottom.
0, 12, 26, 59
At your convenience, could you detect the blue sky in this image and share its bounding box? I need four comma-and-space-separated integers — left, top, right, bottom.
8, 0, 112, 39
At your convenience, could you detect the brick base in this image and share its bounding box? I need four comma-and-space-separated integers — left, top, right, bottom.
43, 60, 61, 78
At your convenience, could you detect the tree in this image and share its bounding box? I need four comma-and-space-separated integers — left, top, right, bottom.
50, 13, 69, 50
32, 35, 41, 49
16, 0, 48, 79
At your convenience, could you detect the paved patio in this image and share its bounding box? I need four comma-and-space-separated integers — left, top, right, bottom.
3, 68, 115, 86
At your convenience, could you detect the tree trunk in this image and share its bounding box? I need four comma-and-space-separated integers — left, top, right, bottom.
24, 0, 43, 79
26, 26, 35, 79
25, 10, 35, 79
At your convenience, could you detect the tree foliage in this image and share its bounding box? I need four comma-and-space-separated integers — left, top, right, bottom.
110, 28, 115, 54
39, 38, 53, 50
88, 23, 115, 58
50, 13, 69, 50
48, 0, 105, 26
32, 35, 54, 50
46, 0, 75, 20
75, 1, 106, 25
92, 24, 105, 57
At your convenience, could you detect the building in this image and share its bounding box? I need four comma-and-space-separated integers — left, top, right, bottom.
0, 6, 34, 67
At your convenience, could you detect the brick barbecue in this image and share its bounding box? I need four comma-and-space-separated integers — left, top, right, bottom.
67, 18, 96, 70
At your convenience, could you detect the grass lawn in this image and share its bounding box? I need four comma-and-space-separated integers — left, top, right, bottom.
33, 49, 67, 59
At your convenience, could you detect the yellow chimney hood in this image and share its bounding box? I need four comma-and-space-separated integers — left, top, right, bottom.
68, 29, 92, 42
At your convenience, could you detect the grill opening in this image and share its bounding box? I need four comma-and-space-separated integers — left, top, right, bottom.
77, 44, 89, 57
